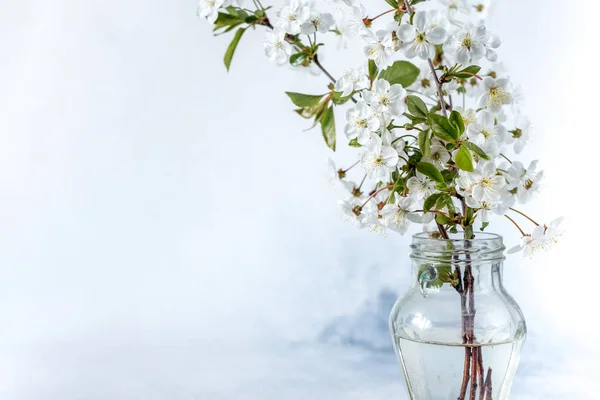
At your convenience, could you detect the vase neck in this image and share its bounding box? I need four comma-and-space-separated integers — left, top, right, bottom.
410, 232, 506, 295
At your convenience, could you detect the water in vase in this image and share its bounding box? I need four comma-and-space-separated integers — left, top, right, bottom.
394, 334, 524, 400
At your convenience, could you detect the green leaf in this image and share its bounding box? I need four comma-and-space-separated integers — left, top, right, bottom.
463, 141, 490, 160
424, 193, 442, 212
428, 113, 459, 142
378, 61, 420, 87
436, 194, 456, 214
466, 207, 474, 225
449, 110, 465, 135
435, 213, 451, 225
465, 225, 474, 239
480, 221, 490, 231
403, 113, 427, 126
384, 0, 399, 7
332, 91, 354, 105
225, 6, 248, 19
213, 12, 243, 32
416, 162, 444, 184
451, 65, 482, 79
285, 92, 326, 108
224, 28, 247, 71
368, 59, 379, 82
441, 169, 458, 185
455, 144, 474, 172
418, 130, 431, 157
320, 106, 336, 151
348, 138, 361, 147
289, 52, 308, 67
407, 95, 428, 119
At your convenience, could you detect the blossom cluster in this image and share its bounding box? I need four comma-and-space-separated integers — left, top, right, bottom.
198, 0, 562, 257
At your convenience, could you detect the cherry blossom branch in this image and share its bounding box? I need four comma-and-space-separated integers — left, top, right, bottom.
504, 214, 526, 236
313, 54, 336, 83
360, 185, 394, 208
261, 18, 337, 85
428, 58, 448, 117
403, 0, 413, 15
509, 207, 540, 226
370, 9, 395, 22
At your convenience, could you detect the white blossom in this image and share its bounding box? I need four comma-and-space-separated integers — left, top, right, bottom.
478, 76, 512, 111
277, 0, 312, 35
397, 11, 447, 60
466, 110, 507, 158
301, 12, 335, 34
505, 160, 543, 204
264, 29, 292, 65
339, 196, 367, 228
407, 172, 437, 200
197, 0, 224, 24
458, 161, 504, 203
363, 29, 396, 69
423, 142, 451, 168
362, 79, 407, 117
327, 158, 356, 193
344, 101, 381, 145
507, 217, 564, 258
380, 196, 422, 234
335, 66, 369, 97
506, 115, 531, 154
445, 24, 498, 64
361, 132, 399, 181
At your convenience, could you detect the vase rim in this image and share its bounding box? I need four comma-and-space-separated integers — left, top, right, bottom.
410, 232, 505, 263
412, 231, 503, 242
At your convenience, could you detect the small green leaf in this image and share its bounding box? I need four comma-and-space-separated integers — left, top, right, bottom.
424, 193, 442, 212
480, 221, 490, 231
449, 110, 465, 135
441, 169, 458, 185
378, 61, 420, 87
213, 12, 243, 32
348, 138, 361, 147
416, 162, 444, 184
407, 95, 428, 119
418, 130, 431, 157
451, 65, 482, 79
428, 113, 459, 142
465, 225, 474, 239
436, 194, 456, 214
224, 28, 247, 71
320, 106, 336, 151
435, 213, 451, 225
463, 141, 490, 160
289, 52, 308, 67
225, 6, 248, 19
285, 92, 326, 108
332, 91, 353, 105
455, 144, 474, 172
403, 113, 427, 125
368, 59, 379, 82
384, 0, 399, 7
466, 207, 474, 225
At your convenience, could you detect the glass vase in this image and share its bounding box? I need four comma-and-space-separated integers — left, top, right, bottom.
389, 232, 526, 400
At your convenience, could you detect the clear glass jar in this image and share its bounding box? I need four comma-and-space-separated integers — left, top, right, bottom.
389, 232, 527, 400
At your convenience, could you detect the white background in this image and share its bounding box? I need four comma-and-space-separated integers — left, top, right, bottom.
1, 0, 599, 399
